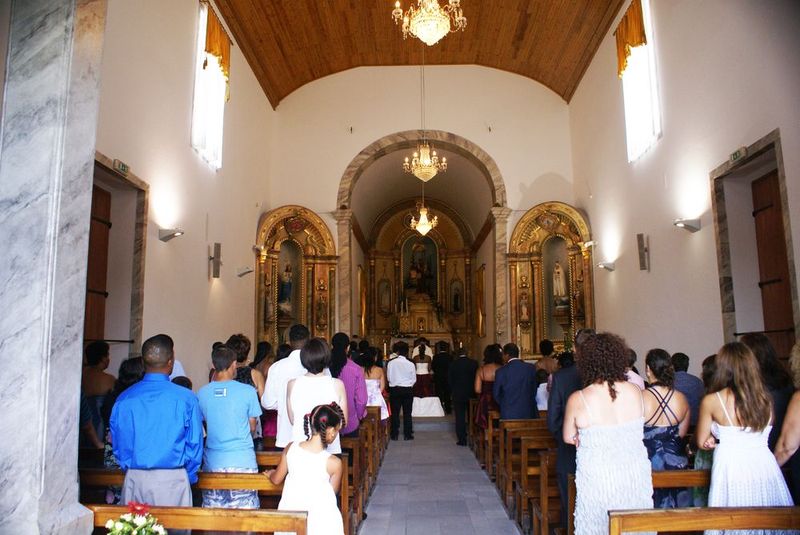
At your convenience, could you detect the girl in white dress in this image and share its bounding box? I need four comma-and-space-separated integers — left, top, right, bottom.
696, 342, 794, 535
287, 338, 348, 454
360, 347, 389, 419
268, 403, 345, 535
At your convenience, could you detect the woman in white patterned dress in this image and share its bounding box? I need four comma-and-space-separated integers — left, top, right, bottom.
696, 342, 794, 535
563, 332, 654, 535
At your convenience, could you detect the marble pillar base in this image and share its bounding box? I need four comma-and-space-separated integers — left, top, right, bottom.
39, 503, 94, 535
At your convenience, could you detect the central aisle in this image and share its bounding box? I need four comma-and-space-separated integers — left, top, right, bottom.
359, 417, 522, 535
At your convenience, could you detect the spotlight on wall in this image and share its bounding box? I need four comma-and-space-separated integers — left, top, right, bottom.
581, 240, 597, 249
597, 262, 616, 272
236, 266, 254, 278
673, 218, 701, 233
209, 242, 222, 278
158, 228, 184, 242
252, 244, 266, 254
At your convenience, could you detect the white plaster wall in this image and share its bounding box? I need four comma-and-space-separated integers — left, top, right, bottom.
270, 65, 574, 232
96, 0, 274, 387
569, 0, 800, 373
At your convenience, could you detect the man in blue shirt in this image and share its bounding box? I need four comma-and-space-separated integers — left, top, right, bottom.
197, 345, 262, 508
111, 334, 203, 506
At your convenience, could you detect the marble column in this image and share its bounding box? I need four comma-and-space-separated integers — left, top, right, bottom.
492, 207, 513, 345
334, 209, 353, 335
0, 1, 107, 533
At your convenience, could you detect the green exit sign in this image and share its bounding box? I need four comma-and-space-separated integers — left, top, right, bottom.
729, 146, 748, 164
113, 158, 129, 175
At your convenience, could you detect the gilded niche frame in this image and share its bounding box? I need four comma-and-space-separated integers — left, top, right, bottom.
509, 201, 594, 354
255, 205, 337, 345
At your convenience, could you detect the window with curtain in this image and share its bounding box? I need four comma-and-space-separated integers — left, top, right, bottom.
191, 2, 230, 170
616, 0, 661, 162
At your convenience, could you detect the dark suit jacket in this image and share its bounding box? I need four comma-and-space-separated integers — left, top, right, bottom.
432, 352, 453, 386
547, 365, 582, 475
449, 356, 478, 402
493, 359, 539, 420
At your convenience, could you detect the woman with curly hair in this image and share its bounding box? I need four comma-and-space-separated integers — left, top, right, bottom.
696, 342, 794, 526
563, 332, 653, 535
776, 342, 800, 501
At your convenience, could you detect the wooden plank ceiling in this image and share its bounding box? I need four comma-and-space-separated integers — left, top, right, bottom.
215, 0, 626, 108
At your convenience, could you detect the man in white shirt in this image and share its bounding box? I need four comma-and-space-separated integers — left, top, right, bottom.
261, 324, 311, 448
386, 341, 416, 440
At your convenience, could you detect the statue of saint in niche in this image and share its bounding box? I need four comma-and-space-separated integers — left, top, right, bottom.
552, 261, 567, 298
519, 291, 530, 323
278, 264, 293, 314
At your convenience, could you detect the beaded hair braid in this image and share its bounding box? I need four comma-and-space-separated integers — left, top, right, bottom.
303, 402, 346, 447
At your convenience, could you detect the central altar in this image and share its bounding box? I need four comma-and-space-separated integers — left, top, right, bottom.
390, 289, 453, 349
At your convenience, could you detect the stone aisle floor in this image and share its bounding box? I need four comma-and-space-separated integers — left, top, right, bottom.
358, 417, 521, 535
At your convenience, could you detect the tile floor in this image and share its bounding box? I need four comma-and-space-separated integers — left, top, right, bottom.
358, 417, 521, 535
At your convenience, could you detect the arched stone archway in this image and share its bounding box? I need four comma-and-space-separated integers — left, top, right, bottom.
336, 130, 512, 344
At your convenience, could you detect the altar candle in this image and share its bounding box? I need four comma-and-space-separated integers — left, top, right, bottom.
459, 340, 463, 349
383, 341, 387, 356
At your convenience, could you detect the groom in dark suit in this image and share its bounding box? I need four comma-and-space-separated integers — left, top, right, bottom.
449, 348, 478, 446
493, 343, 539, 420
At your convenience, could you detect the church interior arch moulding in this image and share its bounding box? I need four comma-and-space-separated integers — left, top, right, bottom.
509, 201, 595, 354
255, 205, 337, 345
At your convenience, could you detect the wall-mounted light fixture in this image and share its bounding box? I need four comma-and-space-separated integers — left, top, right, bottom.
252, 244, 266, 254
236, 266, 254, 278
158, 228, 184, 242
582, 240, 597, 248
209, 243, 222, 278
597, 262, 616, 272
673, 218, 701, 233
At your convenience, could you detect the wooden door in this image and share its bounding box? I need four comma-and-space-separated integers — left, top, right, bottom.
84, 186, 111, 343
751, 170, 795, 359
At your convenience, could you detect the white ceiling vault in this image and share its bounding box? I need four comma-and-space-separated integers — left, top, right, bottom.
350, 147, 494, 242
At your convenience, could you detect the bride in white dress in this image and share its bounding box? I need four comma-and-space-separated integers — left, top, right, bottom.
563, 332, 654, 535
696, 342, 794, 535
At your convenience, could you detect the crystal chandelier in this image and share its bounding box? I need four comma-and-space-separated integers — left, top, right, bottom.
410, 184, 438, 236
402, 50, 447, 182
392, 0, 467, 46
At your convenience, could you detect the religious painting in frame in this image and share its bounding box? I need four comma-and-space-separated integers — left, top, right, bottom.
378, 278, 392, 316
450, 278, 464, 315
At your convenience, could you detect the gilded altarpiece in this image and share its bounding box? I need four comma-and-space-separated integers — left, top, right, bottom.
367, 201, 474, 350
509, 202, 595, 354
255, 206, 337, 345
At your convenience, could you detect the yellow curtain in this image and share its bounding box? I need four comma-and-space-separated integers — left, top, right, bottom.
204, 2, 231, 98
614, 0, 647, 78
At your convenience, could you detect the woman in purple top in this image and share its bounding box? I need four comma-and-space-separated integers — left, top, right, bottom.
330, 333, 368, 437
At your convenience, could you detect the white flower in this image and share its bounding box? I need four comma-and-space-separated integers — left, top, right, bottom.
122, 513, 133, 521
133, 515, 147, 526
154, 525, 166, 535
105, 519, 114, 529
114, 521, 124, 531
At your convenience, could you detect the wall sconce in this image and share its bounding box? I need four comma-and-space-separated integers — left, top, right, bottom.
158, 228, 184, 242
582, 240, 597, 248
236, 266, 254, 278
209, 243, 221, 278
673, 218, 701, 233
252, 244, 266, 253
597, 262, 616, 272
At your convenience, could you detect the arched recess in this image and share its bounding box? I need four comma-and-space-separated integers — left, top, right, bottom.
255, 205, 337, 344
336, 130, 512, 341
509, 201, 595, 354
337, 129, 507, 210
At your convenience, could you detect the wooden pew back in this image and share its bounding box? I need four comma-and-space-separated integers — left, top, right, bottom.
87, 504, 308, 534
608, 506, 800, 535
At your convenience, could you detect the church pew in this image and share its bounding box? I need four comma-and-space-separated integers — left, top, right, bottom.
341, 436, 367, 530
529, 449, 562, 535
87, 504, 308, 534
468, 398, 478, 451
507, 436, 557, 533
566, 470, 712, 535
497, 421, 550, 507
81, 453, 353, 535
485, 410, 501, 479
363, 407, 381, 491
608, 506, 800, 534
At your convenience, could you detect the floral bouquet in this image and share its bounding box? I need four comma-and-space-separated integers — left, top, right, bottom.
105, 502, 167, 534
